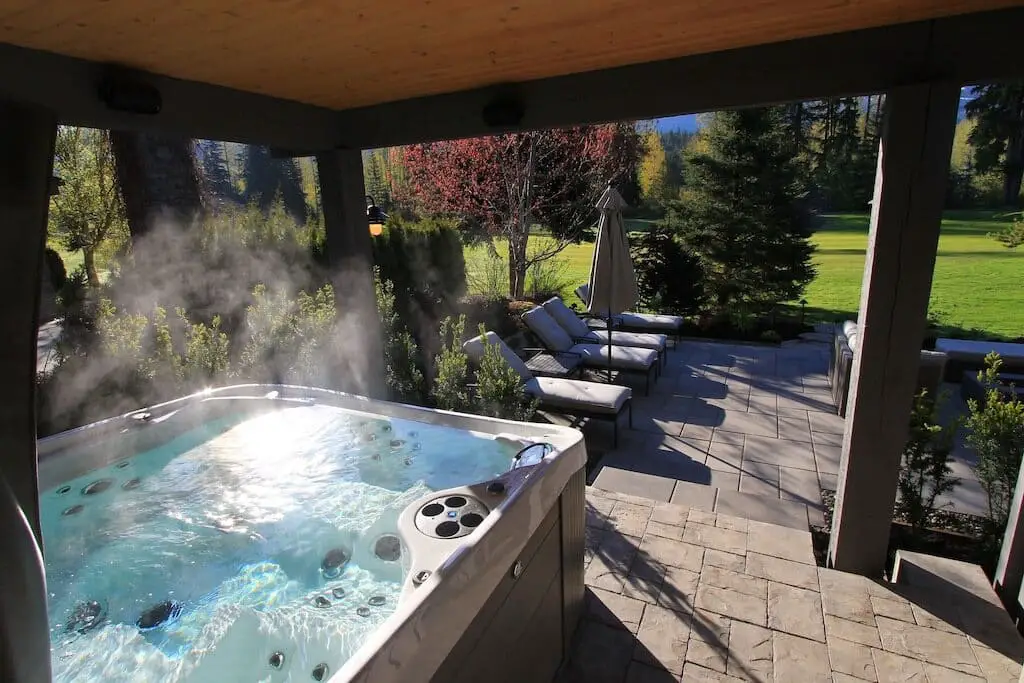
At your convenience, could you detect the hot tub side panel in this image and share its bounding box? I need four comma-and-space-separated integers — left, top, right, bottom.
429, 467, 586, 683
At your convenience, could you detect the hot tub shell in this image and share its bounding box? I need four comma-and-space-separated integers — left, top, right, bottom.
9, 385, 587, 683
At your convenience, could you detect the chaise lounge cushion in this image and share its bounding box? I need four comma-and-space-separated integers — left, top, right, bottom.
575, 285, 684, 333
462, 331, 534, 381
522, 306, 576, 353
573, 343, 657, 370
524, 377, 630, 415
542, 297, 667, 352
522, 306, 658, 370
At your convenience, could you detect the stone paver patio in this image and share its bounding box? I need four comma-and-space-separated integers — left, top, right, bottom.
559, 487, 1024, 683
574, 339, 986, 530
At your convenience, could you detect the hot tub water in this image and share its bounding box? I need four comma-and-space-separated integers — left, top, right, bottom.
39, 404, 517, 682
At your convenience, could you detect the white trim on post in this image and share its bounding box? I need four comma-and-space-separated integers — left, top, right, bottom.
315, 148, 386, 398
828, 82, 961, 575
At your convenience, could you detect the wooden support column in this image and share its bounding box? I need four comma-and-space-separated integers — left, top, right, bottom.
315, 149, 385, 398
0, 101, 56, 541
828, 83, 960, 575
0, 100, 56, 683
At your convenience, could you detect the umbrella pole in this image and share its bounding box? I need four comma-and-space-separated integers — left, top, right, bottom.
608, 215, 613, 384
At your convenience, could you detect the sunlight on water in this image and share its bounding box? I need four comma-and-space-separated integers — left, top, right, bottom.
40, 405, 515, 682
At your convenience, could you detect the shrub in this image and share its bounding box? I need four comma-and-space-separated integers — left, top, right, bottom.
376, 274, 426, 404
896, 390, 960, 533
631, 225, 704, 316
473, 324, 536, 421
372, 216, 467, 311
966, 353, 1024, 534
759, 329, 782, 344
466, 250, 508, 300
238, 283, 338, 386
432, 315, 473, 412
525, 253, 573, 301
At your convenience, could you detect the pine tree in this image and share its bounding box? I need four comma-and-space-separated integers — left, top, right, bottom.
241, 145, 308, 219
965, 83, 1024, 207
197, 140, 237, 207
677, 107, 815, 314
363, 149, 391, 207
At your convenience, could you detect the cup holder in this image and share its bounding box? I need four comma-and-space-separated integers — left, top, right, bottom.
414, 494, 489, 539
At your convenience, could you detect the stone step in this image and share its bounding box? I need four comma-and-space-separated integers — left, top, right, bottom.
891, 550, 1024, 663
589, 475, 813, 532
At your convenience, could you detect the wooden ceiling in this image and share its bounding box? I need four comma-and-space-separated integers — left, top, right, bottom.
0, 0, 1016, 111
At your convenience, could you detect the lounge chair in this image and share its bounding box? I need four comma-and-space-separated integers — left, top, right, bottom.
575, 284, 685, 339
463, 332, 633, 446
521, 306, 659, 395
541, 296, 667, 368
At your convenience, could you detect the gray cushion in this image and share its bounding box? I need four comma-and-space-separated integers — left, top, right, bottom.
462, 331, 533, 382
524, 377, 630, 415
542, 297, 593, 339
522, 306, 575, 353
586, 329, 667, 352
570, 343, 657, 370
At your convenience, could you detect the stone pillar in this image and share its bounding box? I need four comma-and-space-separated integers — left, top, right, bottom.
995, 453, 1024, 619
315, 148, 386, 398
0, 101, 56, 542
828, 83, 960, 575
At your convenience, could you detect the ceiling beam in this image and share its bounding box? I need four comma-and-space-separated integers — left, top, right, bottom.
0, 42, 340, 150
334, 7, 1024, 149
0, 7, 1018, 150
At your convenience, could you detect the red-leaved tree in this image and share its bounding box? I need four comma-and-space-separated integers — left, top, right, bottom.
403, 124, 642, 298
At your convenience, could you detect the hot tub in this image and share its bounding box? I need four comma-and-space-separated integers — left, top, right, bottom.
24, 385, 587, 683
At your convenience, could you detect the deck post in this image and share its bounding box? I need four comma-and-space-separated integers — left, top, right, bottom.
0, 100, 56, 544
828, 83, 960, 575
316, 148, 386, 398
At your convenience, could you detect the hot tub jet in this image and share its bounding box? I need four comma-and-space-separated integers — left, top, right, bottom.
66, 600, 106, 634
320, 547, 350, 579
136, 600, 182, 631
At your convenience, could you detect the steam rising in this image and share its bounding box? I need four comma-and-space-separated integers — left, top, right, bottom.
41, 207, 385, 432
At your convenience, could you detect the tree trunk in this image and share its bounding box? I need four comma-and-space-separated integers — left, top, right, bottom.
83, 248, 99, 288
508, 231, 528, 299
1004, 131, 1024, 207
109, 131, 204, 240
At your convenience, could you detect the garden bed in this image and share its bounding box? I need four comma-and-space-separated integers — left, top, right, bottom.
814, 488, 995, 576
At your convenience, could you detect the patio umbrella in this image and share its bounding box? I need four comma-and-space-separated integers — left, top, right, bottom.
587, 184, 638, 381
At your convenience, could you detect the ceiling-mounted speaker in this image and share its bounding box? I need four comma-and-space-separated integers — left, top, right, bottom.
98, 68, 162, 115
482, 94, 525, 128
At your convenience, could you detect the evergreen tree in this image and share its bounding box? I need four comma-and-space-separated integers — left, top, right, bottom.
677, 107, 815, 314
241, 145, 308, 220
197, 140, 237, 207
965, 83, 1024, 207
660, 130, 693, 198
362, 149, 391, 208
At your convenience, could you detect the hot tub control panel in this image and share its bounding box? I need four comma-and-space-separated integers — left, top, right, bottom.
414, 494, 490, 540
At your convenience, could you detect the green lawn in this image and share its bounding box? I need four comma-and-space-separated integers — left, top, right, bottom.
807, 211, 1023, 338
464, 210, 1024, 338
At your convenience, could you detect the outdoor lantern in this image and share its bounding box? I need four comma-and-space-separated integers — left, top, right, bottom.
366, 195, 387, 236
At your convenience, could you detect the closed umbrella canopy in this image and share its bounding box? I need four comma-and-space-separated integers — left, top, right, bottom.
587, 186, 638, 318
587, 185, 638, 381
